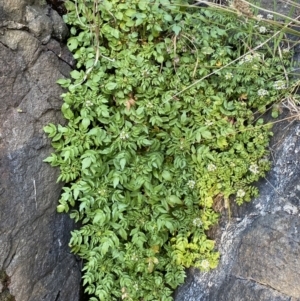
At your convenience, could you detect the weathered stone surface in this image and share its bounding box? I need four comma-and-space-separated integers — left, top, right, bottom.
50, 9, 69, 41
0, 1, 80, 301
174, 117, 300, 301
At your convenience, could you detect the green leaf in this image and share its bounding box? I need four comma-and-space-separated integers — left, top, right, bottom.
180, 111, 187, 123
82, 157, 92, 169
202, 130, 212, 139
43, 156, 55, 163
93, 210, 105, 225
73, 188, 80, 200
163, 14, 173, 22
43, 124, 56, 137
157, 55, 164, 63
154, 24, 163, 32
118, 228, 127, 240
111, 29, 120, 39
115, 11, 123, 20
167, 195, 182, 206
105, 82, 117, 90
113, 177, 120, 188
125, 9, 136, 17
57, 204, 66, 213
217, 136, 228, 148
67, 37, 78, 51
271, 109, 279, 118
101, 241, 110, 256
82, 118, 90, 129
61, 103, 74, 120
202, 46, 214, 55
70, 70, 82, 79
120, 158, 126, 170
138, 2, 147, 10
162, 170, 172, 181
56, 78, 71, 87
172, 24, 181, 35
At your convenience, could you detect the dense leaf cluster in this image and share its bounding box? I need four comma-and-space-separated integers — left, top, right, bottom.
44, 1, 293, 300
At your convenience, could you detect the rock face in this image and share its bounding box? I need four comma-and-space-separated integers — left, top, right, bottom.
174, 116, 300, 300
0, 1, 81, 301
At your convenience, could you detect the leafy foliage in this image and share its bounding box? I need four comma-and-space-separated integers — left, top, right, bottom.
44, 1, 294, 300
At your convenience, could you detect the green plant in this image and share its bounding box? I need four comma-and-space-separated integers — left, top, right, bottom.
44, 1, 296, 300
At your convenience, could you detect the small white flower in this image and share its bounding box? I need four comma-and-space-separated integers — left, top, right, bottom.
267, 13, 273, 19
188, 180, 196, 189
200, 259, 210, 270
98, 189, 106, 196
131, 253, 138, 261
205, 120, 213, 126
239, 54, 260, 65
133, 283, 139, 291
258, 89, 269, 97
244, 54, 253, 62
146, 102, 153, 108
120, 130, 129, 140
193, 218, 202, 227
249, 164, 259, 174
253, 53, 261, 59
282, 48, 290, 54
257, 14, 264, 21
259, 157, 268, 163
273, 80, 286, 90
207, 163, 217, 172
237, 189, 246, 198
225, 72, 233, 80
259, 26, 267, 33
85, 100, 93, 107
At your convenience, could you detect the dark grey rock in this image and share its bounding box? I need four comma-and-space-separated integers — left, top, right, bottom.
0, 0, 47, 23
49, 9, 69, 41
24, 5, 69, 43
0, 2, 81, 301
25, 6, 53, 44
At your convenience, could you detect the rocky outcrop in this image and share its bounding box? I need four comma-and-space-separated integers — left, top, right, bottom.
0, 1, 80, 301
174, 115, 300, 300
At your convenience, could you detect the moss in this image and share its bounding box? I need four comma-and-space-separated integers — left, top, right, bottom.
0, 291, 15, 301
0, 270, 7, 284
0, 270, 15, 301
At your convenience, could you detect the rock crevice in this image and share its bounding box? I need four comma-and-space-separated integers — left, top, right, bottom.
0, 1, 80, 301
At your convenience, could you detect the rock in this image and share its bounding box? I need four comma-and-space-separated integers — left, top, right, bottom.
25, 5, 69, 44
25, 6, 53, 44
0, 1, 80, 301
49, 9, 69, 41
174, 115, 300, 301
0, 0, 47, 23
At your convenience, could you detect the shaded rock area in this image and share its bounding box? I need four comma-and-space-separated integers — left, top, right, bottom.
0, 1, 80, 301
174, 114, 300, 300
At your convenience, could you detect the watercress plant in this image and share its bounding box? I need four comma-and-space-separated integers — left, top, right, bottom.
44, 1, 294, 300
